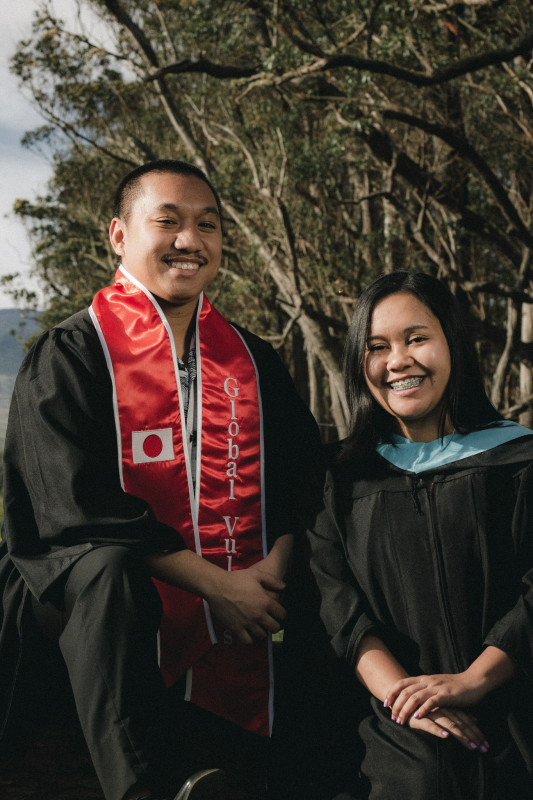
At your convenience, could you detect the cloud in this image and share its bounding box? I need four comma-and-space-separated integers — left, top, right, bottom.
0, 0, 111, 309
0, 5, 47, 308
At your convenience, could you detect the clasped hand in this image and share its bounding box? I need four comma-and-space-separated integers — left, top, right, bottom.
206, 563, 286, 645
384, 672, 489, 752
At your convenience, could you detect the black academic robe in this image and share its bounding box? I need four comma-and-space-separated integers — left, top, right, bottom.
308, 437, 533, 798
0, 307, 321, 746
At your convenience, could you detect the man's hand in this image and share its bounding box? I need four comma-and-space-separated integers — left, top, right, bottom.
205, 567, 286, 645
145, 548, 287, 645
252, 534, 293, 584
205, 533, 294, 643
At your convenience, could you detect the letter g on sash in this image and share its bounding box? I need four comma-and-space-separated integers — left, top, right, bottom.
224, 377, 239, 397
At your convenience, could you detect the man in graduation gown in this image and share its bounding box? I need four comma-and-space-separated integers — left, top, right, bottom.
0, 160, 321, 800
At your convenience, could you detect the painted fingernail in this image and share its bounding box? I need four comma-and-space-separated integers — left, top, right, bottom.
383, 698, 389, 708
441, 730, 449, 737
391, 715, 396, 722
414, 712, 419, 719
480, 745, 488, 753
470, 742, 477, 750
483, 741, 490, 749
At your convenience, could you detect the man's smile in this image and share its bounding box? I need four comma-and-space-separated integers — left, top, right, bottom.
162, 254, 206, 272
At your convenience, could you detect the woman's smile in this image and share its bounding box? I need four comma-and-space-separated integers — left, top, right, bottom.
365, 292, 453, 442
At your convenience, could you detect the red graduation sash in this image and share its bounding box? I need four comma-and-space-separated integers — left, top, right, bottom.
90, 267, 272, 736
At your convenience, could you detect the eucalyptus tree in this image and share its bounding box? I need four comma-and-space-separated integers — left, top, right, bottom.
10, 0, 533, 432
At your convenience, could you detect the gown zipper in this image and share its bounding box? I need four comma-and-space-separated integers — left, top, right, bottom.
422, 480, 462, 672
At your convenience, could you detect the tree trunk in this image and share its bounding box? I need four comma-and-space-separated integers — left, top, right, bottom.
491, 298, 518, 410
519, 295, 533, 428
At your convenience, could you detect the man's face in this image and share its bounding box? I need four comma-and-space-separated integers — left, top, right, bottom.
109, 171, 222, 308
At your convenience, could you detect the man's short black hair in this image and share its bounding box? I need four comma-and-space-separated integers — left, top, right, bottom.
113, 159, 223, 224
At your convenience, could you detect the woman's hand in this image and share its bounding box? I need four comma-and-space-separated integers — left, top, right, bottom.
353, 637, 511, 753
384, 647, 515, 725
406, 707, 489, 752
384, 672, 487, 725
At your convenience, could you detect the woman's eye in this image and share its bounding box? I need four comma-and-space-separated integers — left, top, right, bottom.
409, 336, 427, 344
368, 344, 387, 352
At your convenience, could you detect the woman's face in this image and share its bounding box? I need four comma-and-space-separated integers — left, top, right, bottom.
364, 291, 453, 442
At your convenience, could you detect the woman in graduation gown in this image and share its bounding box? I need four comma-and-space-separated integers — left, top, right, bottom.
308, 271, 533, 799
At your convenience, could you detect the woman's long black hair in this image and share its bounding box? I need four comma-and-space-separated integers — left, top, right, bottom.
341, 271, 503, 462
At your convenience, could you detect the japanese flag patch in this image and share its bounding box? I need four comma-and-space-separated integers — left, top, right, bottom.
132, 428, 175, 464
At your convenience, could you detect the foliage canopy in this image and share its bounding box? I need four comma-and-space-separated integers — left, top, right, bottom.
8, 0, 533, 434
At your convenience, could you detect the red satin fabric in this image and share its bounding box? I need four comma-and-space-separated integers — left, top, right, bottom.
90, 269, 271, 736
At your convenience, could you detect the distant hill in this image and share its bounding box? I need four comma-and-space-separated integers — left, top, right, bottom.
0, 309, 42, 449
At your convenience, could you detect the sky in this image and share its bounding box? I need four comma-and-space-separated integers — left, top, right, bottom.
0, 1, 105, 309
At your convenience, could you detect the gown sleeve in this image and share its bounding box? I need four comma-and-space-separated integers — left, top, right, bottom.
307, 469, 381, 666
2, 318, 184, 601
483, 460, 533, 679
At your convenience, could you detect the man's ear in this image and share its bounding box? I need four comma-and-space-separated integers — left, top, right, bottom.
109, 217, 126, 256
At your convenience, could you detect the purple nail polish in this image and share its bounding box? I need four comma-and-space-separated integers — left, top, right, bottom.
470, 742, 477, 750
480, 745, 488, 754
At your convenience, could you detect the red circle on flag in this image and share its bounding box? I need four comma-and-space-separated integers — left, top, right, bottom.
143, 434, 163, 458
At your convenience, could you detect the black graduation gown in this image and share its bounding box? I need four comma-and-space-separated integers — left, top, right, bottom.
0, 307, 322, 748
308, 437, 533, 799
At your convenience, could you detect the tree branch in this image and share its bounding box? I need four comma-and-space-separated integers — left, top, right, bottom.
125, 10, 533, 93
277, 197, 301, 296
490, 297, 520, 408
146, 58, 260, 82
100, 0, 160, 68
240, 27, 533, 92
383, 109, 533, 249
310, 28, 533, 87
501, 393, 533, 420
453, 279, 533, 305
100, 0, 202, 162
361, 125, 524, 268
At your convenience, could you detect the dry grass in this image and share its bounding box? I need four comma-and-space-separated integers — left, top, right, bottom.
0, 713, 104, 800
0, 708, 266, 800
